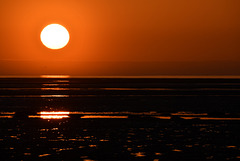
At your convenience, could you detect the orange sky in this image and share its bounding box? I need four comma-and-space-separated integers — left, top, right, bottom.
0, 0, 240, 76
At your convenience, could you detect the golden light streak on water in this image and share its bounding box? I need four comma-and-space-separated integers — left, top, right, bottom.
40, 75, 70, 78
40, 95, 69, 98
81, 115, 128, 119
199, 117, 240, 120
39, 111, 70, 119
172, 149, 182, 152
28, 116, 40, 118
180, 117, 196, 120
131, 152, 146, 157
38, 154, 51, 157
0, 112, 15, 115
0, 116, 13, 118
40, 115, 69, 119
41, 88, 70, 90
40, 111, 70, 115
154, 116, 171, 120
180, 117, 240, 120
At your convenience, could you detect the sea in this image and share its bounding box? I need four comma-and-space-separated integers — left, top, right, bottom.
0, 76, 240, 161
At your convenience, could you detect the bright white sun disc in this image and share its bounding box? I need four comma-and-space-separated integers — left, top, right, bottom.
40, 24, 70, 50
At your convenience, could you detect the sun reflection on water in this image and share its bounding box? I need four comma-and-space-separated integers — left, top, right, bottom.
40, 95, 69, 98
39, 111, 70, 119
40, 75, 70, 78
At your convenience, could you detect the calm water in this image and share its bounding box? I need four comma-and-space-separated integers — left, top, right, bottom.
1, 77, 240, 160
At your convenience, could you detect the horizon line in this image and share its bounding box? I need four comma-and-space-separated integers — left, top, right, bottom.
1, 75, 240, 79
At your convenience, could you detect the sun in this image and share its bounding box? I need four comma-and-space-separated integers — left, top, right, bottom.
40, 24, 70, 50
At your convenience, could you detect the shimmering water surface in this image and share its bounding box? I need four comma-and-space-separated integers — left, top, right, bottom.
1, 77, 240, 161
